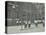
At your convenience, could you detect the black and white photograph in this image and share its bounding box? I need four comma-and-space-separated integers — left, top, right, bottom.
5, 1, 45, 34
